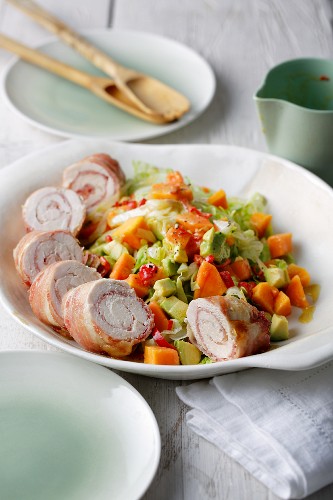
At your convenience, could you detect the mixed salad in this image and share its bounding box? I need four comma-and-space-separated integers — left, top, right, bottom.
85, 162, 317, 365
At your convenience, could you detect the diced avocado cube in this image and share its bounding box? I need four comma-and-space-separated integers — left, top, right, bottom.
173, 243, 188, 263
264, 266, 290, 288
270, 314, 289, 341
161, 296, 188, 323
104, 240, 129, 260
163, 239, 188, 263
200, 228, 229, 262
88, 244, 106, 256
200, 228, 214, 257
153, 278, 177, 297
162, 257, 179, 277
174, 340, 201, 365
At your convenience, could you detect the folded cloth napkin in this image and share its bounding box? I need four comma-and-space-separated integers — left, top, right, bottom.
176, 361, 333, 499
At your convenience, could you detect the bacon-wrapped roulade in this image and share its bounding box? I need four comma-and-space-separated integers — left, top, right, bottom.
23, 187, 86, 236
62, 153, 125, 213
29, 260, 101, 335
187, 296, 270, 361
13, 230, 83, 287
63, 279, 154, 357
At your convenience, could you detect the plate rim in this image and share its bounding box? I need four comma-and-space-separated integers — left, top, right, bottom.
0, 349, 161, 500
0, 140, 333, 379
0, 28, 216, 141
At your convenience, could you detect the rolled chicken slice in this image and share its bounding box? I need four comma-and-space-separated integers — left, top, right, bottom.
187, 296, 270, 361
23, 187, 86, 235
13, 230, 83, 287
62, 153, 126, 213
88, 153, 126, 185
29, 260, 101, 335
63, 279, 154, 357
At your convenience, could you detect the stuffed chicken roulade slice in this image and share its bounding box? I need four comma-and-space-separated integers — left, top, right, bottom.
13, 230, 83, 286
63, 279, 154, 357
187, 295, 270, 362
29, 260, 101, 336
23, 187, 86, 236
62, 153, 126, 213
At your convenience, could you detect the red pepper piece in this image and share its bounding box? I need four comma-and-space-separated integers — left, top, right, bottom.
125, 200, 138, 210
189, 206, 212, 219
105, 235, 113, 242
205, 255, 215, 264
219, 270, 234, 288
138, 263, 159, 286
194, 254, 204, 266
98, 256, 111, 277
152, 328, 177, 350
138, 198, 147, 206
238, 281, 257, 297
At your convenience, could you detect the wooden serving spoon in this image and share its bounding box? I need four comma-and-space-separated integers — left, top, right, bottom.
6, 0, 190, 122
0, 34, 175, 124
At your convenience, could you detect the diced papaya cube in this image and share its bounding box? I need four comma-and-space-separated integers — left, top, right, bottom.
166, 171, 184, 184
274, 291, 292, 316
285, 275, 309, 309
144, 345, 180, 365
112, 216, 149, 250
207, 189, 228, 209
194, 260, 227, 299
226, 235, 235, 246
148, 183, 193, 201
166, 226, 192, 248
110, 253, 136, 280
287, 264, 311, 287
149, 301, 169, 332
252, 282, 276, 315
176, 212, 213, 233
230, 258, 252, 281
125, 274, 149, 298
250, 212, 272, 238
267, 233, 292, 258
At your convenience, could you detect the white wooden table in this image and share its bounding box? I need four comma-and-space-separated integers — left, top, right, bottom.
1, 1, 333, 498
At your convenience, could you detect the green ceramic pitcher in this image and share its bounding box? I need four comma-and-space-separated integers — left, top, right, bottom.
255, 58, 333, 181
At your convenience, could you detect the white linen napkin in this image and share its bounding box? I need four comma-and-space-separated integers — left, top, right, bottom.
176, 361, 333, 499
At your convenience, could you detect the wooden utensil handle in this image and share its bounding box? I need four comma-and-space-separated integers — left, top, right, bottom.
0, 34, 93, 88
7, 0, 122, 78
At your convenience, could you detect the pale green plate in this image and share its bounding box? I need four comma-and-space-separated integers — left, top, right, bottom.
1, 30, 215, 141
0, 351, 160, 500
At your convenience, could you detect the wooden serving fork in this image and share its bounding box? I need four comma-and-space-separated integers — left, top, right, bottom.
6, 0, 190, 122
0, 33, 175, 123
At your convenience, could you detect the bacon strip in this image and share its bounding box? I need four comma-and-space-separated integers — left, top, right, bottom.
23, 187, 86, 236
187, 296, 270, 361
62, 153, 126, 213
63, 279, 154, 357
29, 260, 101, 336
13, 230, 83, 287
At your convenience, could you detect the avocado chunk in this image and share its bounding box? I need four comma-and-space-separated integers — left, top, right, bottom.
161, 257, 179, 277
200, 228, 230, 262
153, 278, 177, 297
270, 314, 289, 341
163, 239, 188, 263
161, 296, 188, 323
89, 239, 129, 258
264, 266, 290, 288
174, 340, 201, 365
